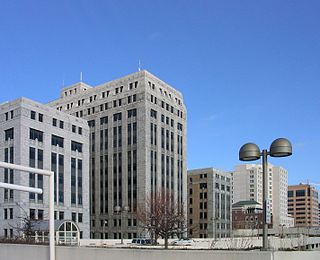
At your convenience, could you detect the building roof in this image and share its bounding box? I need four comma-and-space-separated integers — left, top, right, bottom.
232, 200, 261, 208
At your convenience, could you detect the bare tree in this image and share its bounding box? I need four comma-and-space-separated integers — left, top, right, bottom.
135, 189, 186, 249
9, 203, 38, 242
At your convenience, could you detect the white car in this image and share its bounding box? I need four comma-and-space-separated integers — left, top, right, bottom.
170, 238, 194, 246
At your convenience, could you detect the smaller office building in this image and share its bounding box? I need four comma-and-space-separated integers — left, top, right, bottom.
288, 184, 319, 227
187, 168, 232, 239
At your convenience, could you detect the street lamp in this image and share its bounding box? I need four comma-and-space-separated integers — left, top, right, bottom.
114, 205, 130, 244
239, 138, 292, 250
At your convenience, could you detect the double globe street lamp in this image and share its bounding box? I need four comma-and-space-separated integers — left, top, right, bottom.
239, 138, 292, 250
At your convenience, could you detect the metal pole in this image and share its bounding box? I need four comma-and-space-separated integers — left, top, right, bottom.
262, 150, 268, 250
49, 174, 55, 260
0, 162, 55, 260
0, 183, 42, 194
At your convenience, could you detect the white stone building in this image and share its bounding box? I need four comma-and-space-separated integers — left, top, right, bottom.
47, 70, 187, 238
0, 98, 90, 238
232, 163, 293, 228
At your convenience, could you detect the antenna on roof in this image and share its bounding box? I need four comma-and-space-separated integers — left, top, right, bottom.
80, 72, 83, 82
138, 60, 141, 72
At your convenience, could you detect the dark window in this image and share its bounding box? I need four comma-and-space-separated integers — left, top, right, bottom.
78, 213, 83, 223
38, 210, 44, 220
113, 112, 122, 121
38, 113, 43, 122
150, 109, 157, 119
59, 121, 64, 129
5, 128, 14, 141
29, 209, 36, 219
72, 125, 76, 133
71, 141, 83, 153
296, 190, 305, 197
78, 127, 82, 135
30, 128, 43, 142
128, 109, 137, 118
31, 111, 36, 120
59, 211, 64, 220
100, 116, 108, 125
288, 190, 293, 197
52, 118, 57, 126
52, 135, 64, 148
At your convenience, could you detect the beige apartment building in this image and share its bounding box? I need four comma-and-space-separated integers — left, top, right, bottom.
288, 184, 319, 227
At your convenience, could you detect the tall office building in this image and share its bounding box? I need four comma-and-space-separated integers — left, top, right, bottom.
0, 98, 90, 238
187, 168, 232, 238
47, 70, 187, 238
232, 164, 294, 228
288, 184, 319, 227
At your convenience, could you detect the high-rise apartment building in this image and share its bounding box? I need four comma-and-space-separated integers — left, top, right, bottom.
187, 168, 232, 238
0, 98, 90, 238
232, 164, 294, 228
288, 184, 319, 227
47, 70, 187, 238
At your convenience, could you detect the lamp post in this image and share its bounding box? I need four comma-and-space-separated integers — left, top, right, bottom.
114, 205, 129, 244
239, 138, 292, 250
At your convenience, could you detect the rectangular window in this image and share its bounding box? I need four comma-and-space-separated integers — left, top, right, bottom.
78, 213, 83, 223
31, 111, 36, 120
5, 128, 14, 141
71, 141, 83, 153
38, 113, 43, 122
296, 190, 305, 197
30, 128, 43, 142
38, 209, 44, 220
128, 109, 137, 118
72, 125, 76, 133
71, 158, 76, 204
113, 112, 122, 121
52, 135, 64, 148
100, 116, 108, 125
59, 121, 64, 129
52, 118, 57, 126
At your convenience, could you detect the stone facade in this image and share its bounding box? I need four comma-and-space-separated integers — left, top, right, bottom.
47, 70, 187, 238
187, 168, 232, 238
0, 98, 90, 238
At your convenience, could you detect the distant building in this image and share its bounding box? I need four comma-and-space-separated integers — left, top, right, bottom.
288, 184, 319, 227
232, 200, 266, 230
0, 98, 90, 238
187, 168, 232, 238
232, 164, 294, 228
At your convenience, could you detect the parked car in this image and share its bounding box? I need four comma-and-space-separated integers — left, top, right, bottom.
170, 238, 194, 246
131, 238, 152, 245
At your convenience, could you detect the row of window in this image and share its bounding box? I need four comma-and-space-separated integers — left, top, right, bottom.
64, 93, 138, 118
29, 128, 83, 152
62, 81, 138, 108
148, 81, 182, 106
31, 110, 43, 122
4, 110, 14, 121
3, 208, 13, 219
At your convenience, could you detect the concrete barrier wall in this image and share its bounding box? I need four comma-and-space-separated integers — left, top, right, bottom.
0, 244, 319, 260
